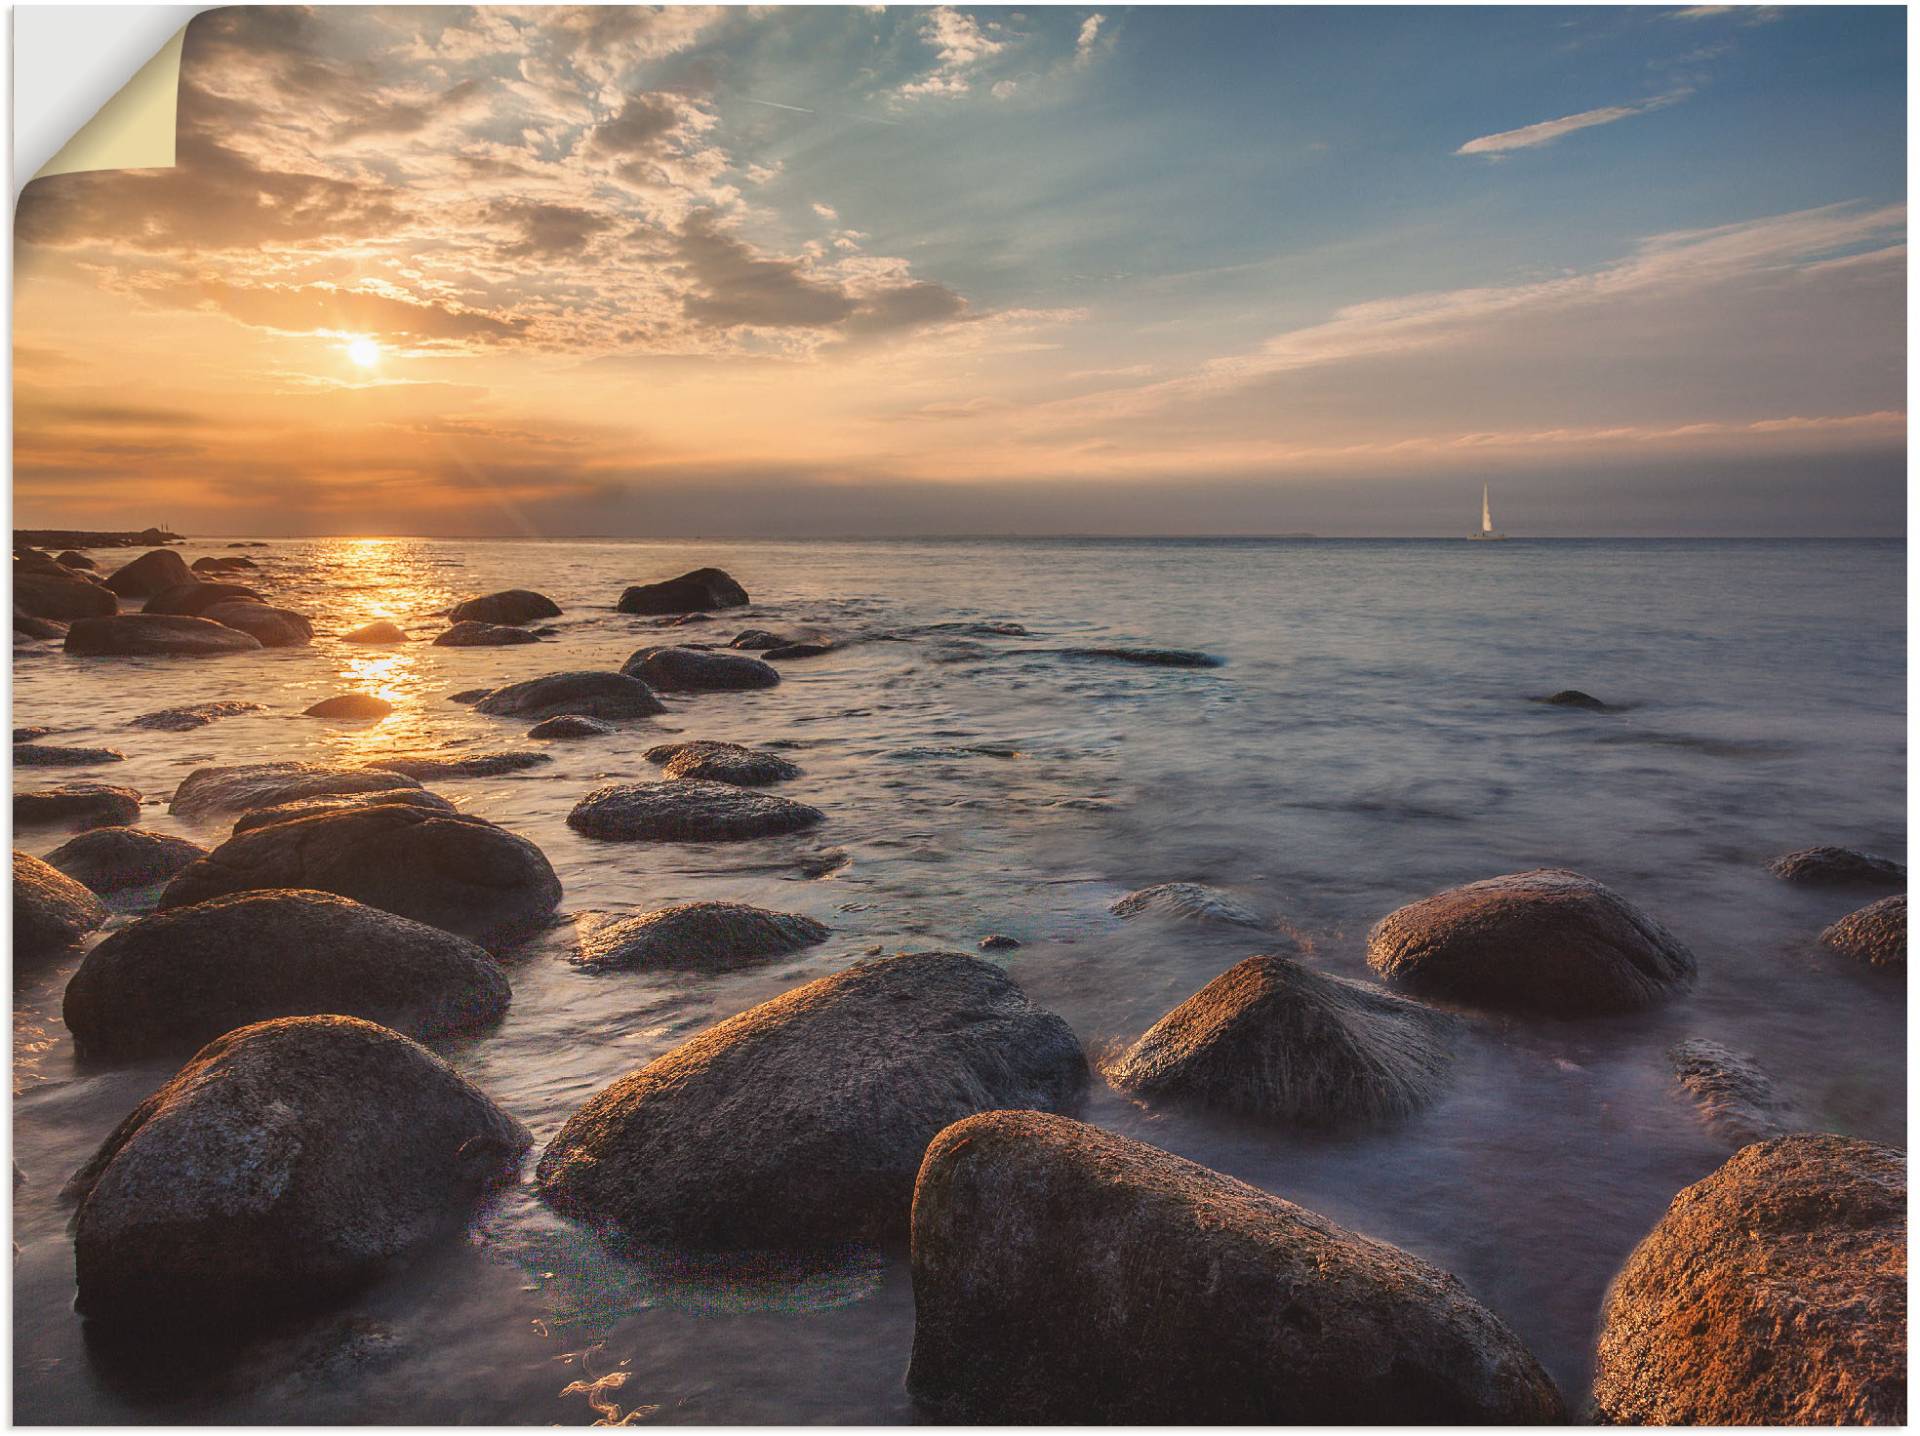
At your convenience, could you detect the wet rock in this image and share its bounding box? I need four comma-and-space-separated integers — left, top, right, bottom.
233, 789, 457, 834
661, 611, 713, 626
44, 828, 209, 893
433, 620, 541, 647
978, 934, 1021, 951
907, 1111, 1565, 1423
14, 569, 116, 621
1109, 954, 1455, 1127
765, 641, 835, 660
622, 645, 779, 692
1768, 845, 1906, 889
1538, 689, 1611, 711
1058, 646, 1222, 668
302, 693, 394, 720
472, 670, 667, 721
101, 549, 194, 598
143, 581, 265, 616
64, 890, 513, 1060
370, 751, 551, 780
1819, 894, 1904, 970
536, 951, 1086, 1247
1366, 868, 1696, 1016
643, 740, 800, 786
1110, 881, 1265, 927
190, 555, 257, 574
13, 742, 125, 767
569, 779, 823, 842
65, 614, 263, 658
343, 620, 410, 644
448, 688, 489, 703
575, 901, 829, 972
616, 567, 749, 615
13, 726, 54, 742
528, 714, 613, 740
446, 589, 560, 626
1670, 1039, 1793, 1144
169, 761, 422, 819
729, 629, 784, 650
203, 601, 312, 648
128, 700, 266, 732
56, 551, 97, 570
1592, 1133, 1904, 1425
15, 851, 109, 964
67, 1016, 530, 1326
158, 804, 562, 945
13, 607, 69, 638
16, 783, 142, 830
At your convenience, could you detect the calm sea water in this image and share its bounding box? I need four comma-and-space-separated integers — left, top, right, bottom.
11, 537, 1907, 1423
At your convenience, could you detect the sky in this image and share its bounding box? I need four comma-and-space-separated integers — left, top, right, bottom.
11, 3, 1908, 537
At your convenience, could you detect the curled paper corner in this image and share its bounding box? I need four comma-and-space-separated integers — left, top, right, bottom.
32, 25, 189, 182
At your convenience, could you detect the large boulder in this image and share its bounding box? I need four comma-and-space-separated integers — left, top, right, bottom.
574, 901, 829, 971
15, 851, 109, 964
907, 1111, 1565, 1423
44, 827, 209, 893
342, 619, 409, 644
1769, 845, 1906, 889
1366, 869, 1695, 1016
471, 670, 666, 721
432, 620, 540, 647
644, 740, 799, 785
63, 890, 512, 1060
233, 789, 457, 834
57, 550, 97, 570
446, 589, 560, 626
157, 804, 562, 945
169, 762, 421, 819
14, 742, 125, 767
621, 646, 779, 692
568, 779, 823, 842
66, 1016, 530, 1325
101, 548, 193, 598
1819, 894, 1905, 970
1592, 1134, 1905, 1424
1110, 881, 1265, 927
129, 700, 265, 731
14, 607, 69, 638
536, 952, 1086, 1248
616, 567, 749, 615
1108, 954, 1455, 1127
65, 614, 263, 658
141, 580, 264, 615
16, 783, 142, 829
15, 568, 116, 620
203, 601, 312, 648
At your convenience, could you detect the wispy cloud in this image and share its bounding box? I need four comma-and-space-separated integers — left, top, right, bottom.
897, 7, 1009, 98
1455, 91, 1689, 157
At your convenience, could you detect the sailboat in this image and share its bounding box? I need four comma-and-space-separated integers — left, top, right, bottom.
1467, 483, 1507, 541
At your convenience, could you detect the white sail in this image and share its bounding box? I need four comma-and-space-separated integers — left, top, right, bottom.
1481, 483, 1492, 533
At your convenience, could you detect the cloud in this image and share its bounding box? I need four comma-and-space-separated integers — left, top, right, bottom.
898, 7, 1010, 98
1075, 14, 1106, 64
140, 278, 528, 348
1455, 91, 1689, 156
487, 199, 616, 258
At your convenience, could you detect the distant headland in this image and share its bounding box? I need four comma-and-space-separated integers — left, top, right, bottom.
14, 529, 182, 549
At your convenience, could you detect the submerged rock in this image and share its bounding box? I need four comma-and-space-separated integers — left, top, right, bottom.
233, 789, 457, 834
1110, 881, 1265, 927
189, 555, 257, 574
1538, 689, 1611, 711
1819, 894, 1905, 970
446, 589, 560, 626
907, 1111, 1565, 1423
528, 714, 613, 740
13, 726, 54, 742
433, 620, 540, 647
13, 743, 125, 767
143, 580, 265, 616
978, 934, 1021, 951
158, 804, 562, 945
65, 614, 263, 658
1592, 1134, 1905, 1424
1366, 868, 1696, 1016
44, 828, 209, 893
765, 641, 835, 660
15, 783, 142, 830
100, 549, 193, 598
1109, 954, 1454, 1127
169, 762, 422, 819
615, 567, 748, 615
622, 645, 779, 692
574, 901, 829, 972
472, 670, 667, 721
302, 693, 394, 720
447, 688, 490, 704
536, 951, 1086, 1247
370, 751, 551, 780
1768, 845, 1906, 889
203, 601, 312, 648
15, 851, 109, 964
15, 568, 116, 621
1670, 1039, 1794, 1145
67, 1016, 530, 1326
729, 629, 784, 650
64, 890, 512, 1060
1058, 646, 1222, 668
643, 740, 800, 786
128, 700, 265, 732
568, 780, 824, 842
342, 620, 410, 644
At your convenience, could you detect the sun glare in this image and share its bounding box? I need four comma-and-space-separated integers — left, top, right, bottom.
347, 337, 381, 368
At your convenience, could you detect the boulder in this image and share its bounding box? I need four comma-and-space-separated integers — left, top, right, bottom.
1539, 689, 1611, 711
574, 901, 829, 971
1109, 882, 1265, 926
643, 740, 800, 786
528, 714, 613, 740
233, 789, 457, 834
204, 601, 312, 648
142, 580, 265, 615
44, 828, 209, 893
13, 607, 69, 638
370, 751, 551, 780
445, 589, 560, 626
1366, 869, 1696, 1016
16, 783, 142, 830
13, 726, 54, 742
979, 934, 1021, 951
447, 688, 490, 704
1819, 895, 1904, 970
432, 620, 540, 647
67, 1016, 530, 1325
1592, 1134, 1905, 1424
616, 567, 749, 615
65, 614, 263, 658
536, 951, 1086, 1247
15, 569, 117, 620
907, 1111, 1565, 1423
765, 641, 835, 660
101, 549, 193, 598
56, 551, 97, 570
302, 693, 394, 720
568, 779, 824, 842
129, 700, 267, 731
342, 619, 410, 644
472, 670, 666, 721
15, 851, 109, 964
1768, 845, 1906, 889
1669, 1039, 1793, 1145
729, 629, 784, 650
64, 890, 512, 1060
158, 804, 562, 945
13, 742, 125, 767
1108, 953, 1455, 1127
168, 762, 422, 819
621, 645, 779, 692
1058, 646, 1222, 668
190, 555, 256, 574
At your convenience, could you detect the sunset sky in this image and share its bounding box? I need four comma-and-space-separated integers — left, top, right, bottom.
13, 4, 1907, 536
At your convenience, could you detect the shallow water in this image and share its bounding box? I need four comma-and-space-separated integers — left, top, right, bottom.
12, 536, 1906, 1423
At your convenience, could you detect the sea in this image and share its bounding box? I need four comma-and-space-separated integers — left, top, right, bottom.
11, 536, 1907, 1422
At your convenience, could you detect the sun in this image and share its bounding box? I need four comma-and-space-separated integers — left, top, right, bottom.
347, 337, 381, 368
